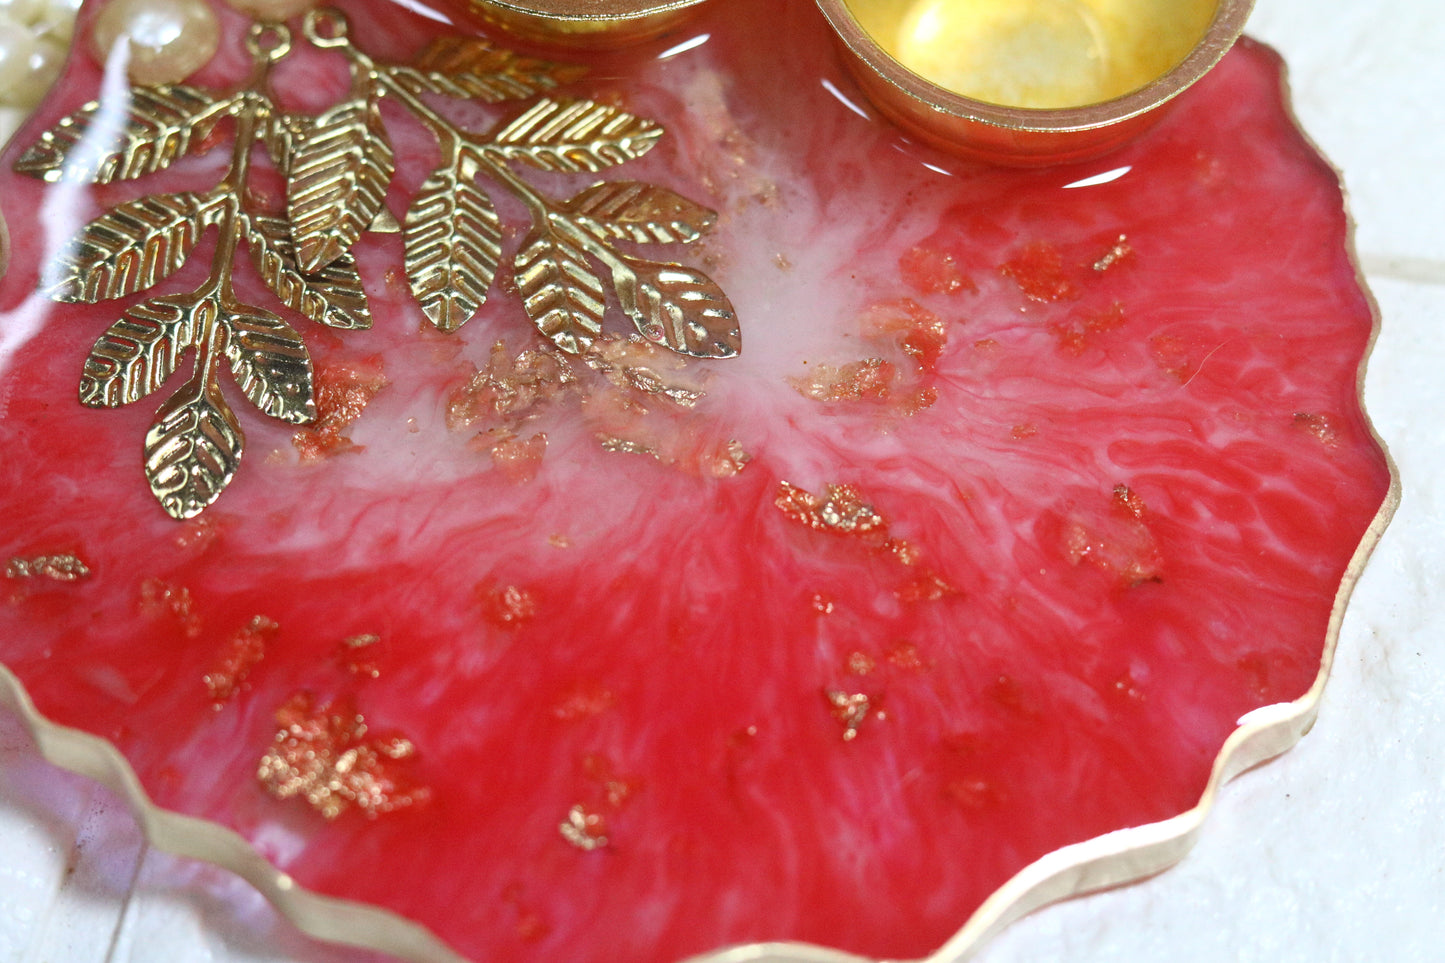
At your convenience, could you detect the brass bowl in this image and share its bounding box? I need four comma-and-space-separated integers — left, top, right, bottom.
461, 0, 711, 47
817, 0, 1255, 165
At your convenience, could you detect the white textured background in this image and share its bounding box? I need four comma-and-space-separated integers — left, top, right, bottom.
2, 0, 1442, 960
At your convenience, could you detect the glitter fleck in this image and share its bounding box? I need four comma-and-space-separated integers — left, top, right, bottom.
776, 481, 886, 536
337, 633, 384, 679
6, 554, 90, 582
257, 692, 429, 820
1093, 234, 1134, 272
204, 614, 278, 706
479, 584, 538, 627
1293, 411, 1339, 446
790, 358, 895, 402
559, 804, 609, 851
139, 578, 202, 638
826, 689, 873, 741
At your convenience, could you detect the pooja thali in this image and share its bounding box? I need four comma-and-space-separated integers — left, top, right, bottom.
0, 0, 1436, 961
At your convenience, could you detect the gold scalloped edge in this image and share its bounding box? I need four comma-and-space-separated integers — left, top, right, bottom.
0, 663, 469, 963
0, 36, 1403, 963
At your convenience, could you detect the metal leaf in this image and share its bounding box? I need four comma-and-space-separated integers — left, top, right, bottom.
144, 372, 244, 521
400, 37, 585, 102
259, 104, 303, 173
564, 181, 717, 244
614, 257, 741, 359
404, 160, 502, 332
247, 215, 372, 330
14, 86, 233, 184
80, 293, 206, 408
491, 99, 662, 173
514, 225, 606, 354
287, 97, 394, 273
52, 192, 205, 303
224, 305, 316, 424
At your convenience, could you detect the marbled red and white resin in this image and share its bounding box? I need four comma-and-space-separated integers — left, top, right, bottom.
0, 1, 1391, 961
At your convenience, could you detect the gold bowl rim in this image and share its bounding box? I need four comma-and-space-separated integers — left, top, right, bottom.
468, 0, 711, 27
815, 0, 1257, 134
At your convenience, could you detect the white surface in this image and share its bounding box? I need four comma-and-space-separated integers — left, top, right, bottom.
2, 0, 1443, 961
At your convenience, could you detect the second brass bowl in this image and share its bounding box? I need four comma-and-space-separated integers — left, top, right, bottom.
461, 0, 710, 47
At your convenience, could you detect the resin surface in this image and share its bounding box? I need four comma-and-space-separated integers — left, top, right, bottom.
0, 1, 1391, 961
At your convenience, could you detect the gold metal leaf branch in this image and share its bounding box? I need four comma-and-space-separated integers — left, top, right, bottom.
15, 7, 739, 521
302, 8, 739, 358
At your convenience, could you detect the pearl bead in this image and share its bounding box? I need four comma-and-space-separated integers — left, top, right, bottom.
7, 33, 67, 107
224, 0, 316, 22
37, 0, 83, 42
0, 0, 47, 28
0, 12, 41, 102
90, 0, 220, 86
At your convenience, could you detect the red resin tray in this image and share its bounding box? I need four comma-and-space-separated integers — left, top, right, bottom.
0, 1, 1394, 961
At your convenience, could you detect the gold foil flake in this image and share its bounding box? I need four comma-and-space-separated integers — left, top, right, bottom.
337, 633, 385, 679
1149, 334, 1198, 382
485, 431, 548, 483
886, 640, 924, 670
258, 691, 429, 820
776, 481, 887, 536
5, 554, 91, 582
1112, 483, 1149, 520
552, 681, 616, 721
479, 583, 538, 627
792, 300, 947, 417
591, 408, 747, 479
1293, 411, 1339, 446
860, 298, 949, 370
779, 483, 959, 601
895, 568, 959, 603
1093, 234, 1134, 272
174, 515, 224, 553
825, 689, 872, 741
790, 358, 896, 402
583, 335, 707, 408
711, 440, 751, 478
886, 538, 921, 566
1050, 302, 1127, 355
598, 435, 658, 457
293, 360, 389, 462
899, 245, 977, 296
560, 804, 609, 851
139, 578, 202, 638
449, 341, 578, 431
18, 8, 736, 519
1061, 488, 1163, 587
1001, 242, 1078, 302
204, 614, 279, 706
